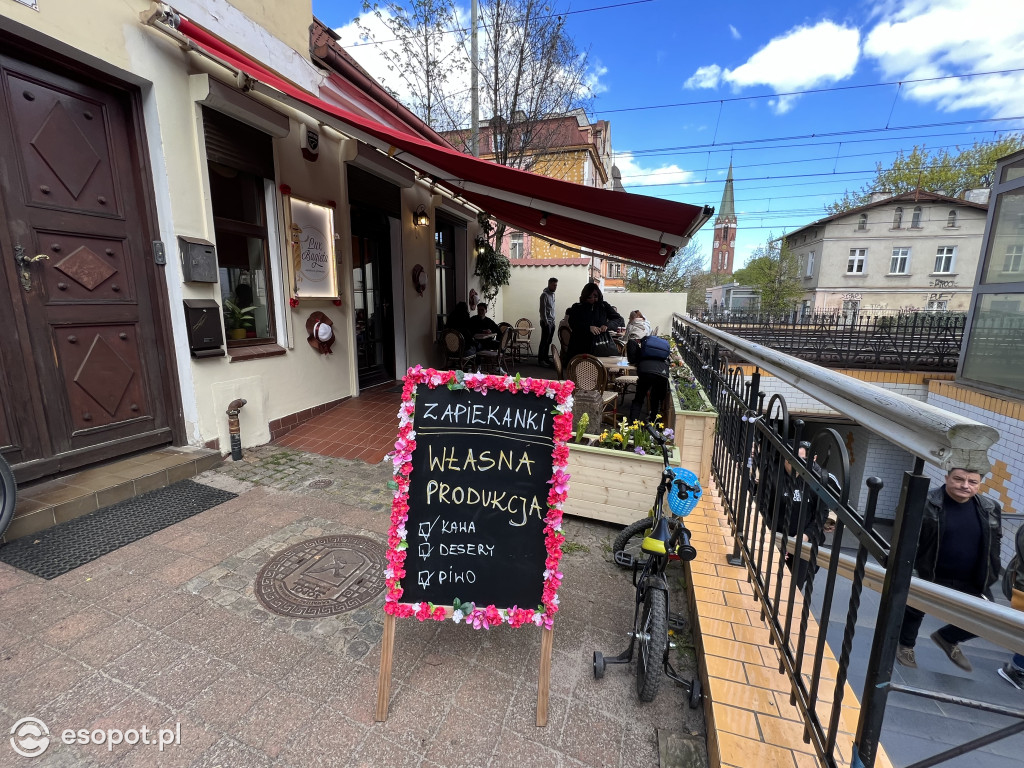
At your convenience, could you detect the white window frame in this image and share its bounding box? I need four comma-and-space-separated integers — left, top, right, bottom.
889, 247, 910, 275
911, 206, 923, 228
927, 299, 948, 311
893, 207, 903, 228
509, 232, 524, 260
946, 209, 958, 228
857, 213, 868, 231
934, 245, 956, 273
1005, 244, 1023, 273
805, 251, 815, 277
847, 248, 866, 274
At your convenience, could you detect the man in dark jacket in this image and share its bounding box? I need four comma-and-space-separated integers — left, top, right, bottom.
896, 467, 1003, 671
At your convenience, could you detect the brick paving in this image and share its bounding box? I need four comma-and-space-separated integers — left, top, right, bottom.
0, 445, 707, 767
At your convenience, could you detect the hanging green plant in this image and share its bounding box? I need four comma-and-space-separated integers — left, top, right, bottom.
473, 213, 511, 305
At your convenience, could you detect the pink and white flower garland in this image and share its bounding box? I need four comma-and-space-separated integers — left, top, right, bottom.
384, 366, 574, 630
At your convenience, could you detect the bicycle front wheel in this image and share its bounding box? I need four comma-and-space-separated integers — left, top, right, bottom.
612, 517, 653, 568
0, 453, 16, 541
636, 584, 667, 702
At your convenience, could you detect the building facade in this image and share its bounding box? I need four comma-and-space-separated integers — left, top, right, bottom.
784, 191, 988, 317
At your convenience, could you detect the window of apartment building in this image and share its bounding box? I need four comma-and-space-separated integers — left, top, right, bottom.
934, 246, 956, 273
801, 300, 811, 318
857, 213, 868, 230
889, 248, 910, 274
847, 248, 866, 274
714, 240, 719, 248
1005, 244, 1023, 273
509, 232, 524, 259
805, 251, 815, 277
203, 108, 276, 346
730, 240, 735, 247
492, 132, 504, 154
911, 206, 923, 228
927, 299, 948, 311
893, 207, 903, 228
608, 262, 622, 278
946, 209, 958, 227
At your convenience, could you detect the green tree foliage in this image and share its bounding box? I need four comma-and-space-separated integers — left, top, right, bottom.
732, 235, 802, 313
825, 135, 1024, 214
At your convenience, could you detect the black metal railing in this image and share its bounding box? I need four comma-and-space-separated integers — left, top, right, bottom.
672, 315, 1023, 768
690, 311, 967, 371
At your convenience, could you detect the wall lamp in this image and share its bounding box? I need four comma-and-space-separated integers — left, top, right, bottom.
474, 238, 488, 257
413, 205, 430, 227
539, 212, 548, 226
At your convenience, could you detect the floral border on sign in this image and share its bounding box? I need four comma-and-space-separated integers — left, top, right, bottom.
384, 366, 575, 630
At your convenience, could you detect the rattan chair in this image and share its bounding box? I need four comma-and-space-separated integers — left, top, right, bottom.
557, 325, 572, 359
440, 329, 477, 372
477, 326, 515, 374
551, 343, 563, 380
565, 353, 618, 425
512, 317, 533, 362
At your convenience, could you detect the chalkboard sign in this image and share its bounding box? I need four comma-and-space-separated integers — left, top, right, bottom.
384, 367, 575, 629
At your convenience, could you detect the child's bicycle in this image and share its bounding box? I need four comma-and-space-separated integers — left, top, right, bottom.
593, 425, 703, 705
0, 453, 16, 541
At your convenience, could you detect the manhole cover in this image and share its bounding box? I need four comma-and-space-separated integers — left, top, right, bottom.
307, 478, 334, 489
255, 535, 386, 618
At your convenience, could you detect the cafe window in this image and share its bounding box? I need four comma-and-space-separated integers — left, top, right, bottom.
435, 216, 457, 331
203, 108, 275, 345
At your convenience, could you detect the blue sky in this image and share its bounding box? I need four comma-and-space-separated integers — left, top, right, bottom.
312, 0, 1024, 268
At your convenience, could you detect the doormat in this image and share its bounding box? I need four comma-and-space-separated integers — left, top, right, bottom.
0, 480, 237, 580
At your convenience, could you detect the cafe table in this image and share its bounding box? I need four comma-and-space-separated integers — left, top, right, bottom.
594, 356, 636, 377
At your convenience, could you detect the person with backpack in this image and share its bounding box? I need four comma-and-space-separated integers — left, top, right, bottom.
626, 333, 670, 423
997, 523, 1024, 689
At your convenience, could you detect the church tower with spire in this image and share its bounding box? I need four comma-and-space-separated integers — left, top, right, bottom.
711, 162, 737, 276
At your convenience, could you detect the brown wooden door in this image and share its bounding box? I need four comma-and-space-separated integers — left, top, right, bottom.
0, 52, 175, 481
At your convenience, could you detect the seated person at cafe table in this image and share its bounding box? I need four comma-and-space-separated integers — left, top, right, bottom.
625, 309, 652, 340
564, 283, 625, 363
468, 302, 501, 349
446, 301, 477, 353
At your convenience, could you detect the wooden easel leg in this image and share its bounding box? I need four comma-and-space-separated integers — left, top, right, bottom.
375, 614, 396, 722
536, 627, 554, 727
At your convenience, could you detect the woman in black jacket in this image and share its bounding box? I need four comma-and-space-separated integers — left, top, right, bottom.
564, 283, 623, 364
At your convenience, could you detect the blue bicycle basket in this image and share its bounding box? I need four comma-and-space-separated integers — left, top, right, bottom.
667, 467, 701, 517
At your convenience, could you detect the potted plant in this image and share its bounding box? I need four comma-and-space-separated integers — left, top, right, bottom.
666, 343, 717, 486
223, 299, 255, 340
564, 413, 682, 525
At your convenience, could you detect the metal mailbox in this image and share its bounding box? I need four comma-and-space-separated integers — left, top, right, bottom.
179, 236, 218, 283
183, 299, 225, 358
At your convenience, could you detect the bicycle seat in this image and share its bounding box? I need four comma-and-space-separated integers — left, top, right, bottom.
667, 467, 701, 517
641, 517, 671, 555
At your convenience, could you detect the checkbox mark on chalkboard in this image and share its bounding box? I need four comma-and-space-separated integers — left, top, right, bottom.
419, 543, 433, 558
418, 570, 433, 588
418, 516, 439, 539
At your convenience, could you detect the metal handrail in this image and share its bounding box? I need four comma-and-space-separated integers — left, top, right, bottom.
677, 314, 998, 473
784, 538, 1024, 654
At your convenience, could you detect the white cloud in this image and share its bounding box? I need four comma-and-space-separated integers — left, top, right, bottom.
612, 153, 694, 188
864, 0, 1024, 116
683, 21, 861, 113
729, 24, 741, 40
684, 64, 722, 90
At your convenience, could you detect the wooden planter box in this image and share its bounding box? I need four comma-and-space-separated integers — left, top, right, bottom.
564, 442, 681, 526
667, 374, 717, 488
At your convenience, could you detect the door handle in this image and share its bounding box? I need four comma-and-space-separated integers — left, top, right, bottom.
13, 245, 49, 292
